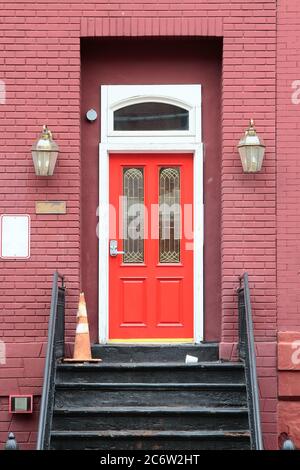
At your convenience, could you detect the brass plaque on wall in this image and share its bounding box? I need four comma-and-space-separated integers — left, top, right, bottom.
35, 201, 67, 215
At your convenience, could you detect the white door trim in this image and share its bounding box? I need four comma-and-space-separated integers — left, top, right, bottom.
98, 85, 203, 344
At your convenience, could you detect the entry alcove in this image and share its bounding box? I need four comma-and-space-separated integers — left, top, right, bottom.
80, 37, 222, 344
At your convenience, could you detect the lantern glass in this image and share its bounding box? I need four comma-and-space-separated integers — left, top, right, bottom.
238, 144, 265, 173
238, 120, 265, 173
32, 126, 59, 176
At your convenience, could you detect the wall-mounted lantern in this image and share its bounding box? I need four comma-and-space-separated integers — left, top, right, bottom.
238, 119, 265, 173
32, 125, 59, 176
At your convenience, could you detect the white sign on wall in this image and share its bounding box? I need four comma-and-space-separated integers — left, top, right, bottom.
0, 215, 30, 259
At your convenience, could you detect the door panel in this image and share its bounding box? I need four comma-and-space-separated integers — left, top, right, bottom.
109, 153, 193, 341
157, 278, 183, 325
120, 278, 147, 325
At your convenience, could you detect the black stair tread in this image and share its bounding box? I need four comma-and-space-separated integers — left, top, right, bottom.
51, 429, 250, 438
55, 382, 246, 389
91, 344, 219, 362
53, 405, 248, 414
51, 343, 250, 449
57, 361, 244, 370
93, 343, 219, 346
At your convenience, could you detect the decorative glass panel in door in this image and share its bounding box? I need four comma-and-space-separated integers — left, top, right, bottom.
123, 168, 144, 264
159, 167, 180, 263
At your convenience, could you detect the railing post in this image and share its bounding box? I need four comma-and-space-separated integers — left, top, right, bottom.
238, 273, 263, 450
237, 285, 246, 361
37, 272, 65, 450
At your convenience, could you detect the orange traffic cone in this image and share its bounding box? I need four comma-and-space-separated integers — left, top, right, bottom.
64, 292, 101, 363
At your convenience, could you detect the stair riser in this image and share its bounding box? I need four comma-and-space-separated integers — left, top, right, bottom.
91, 345, 219, 363
52, 413, 249, 432
50, 347, 250, 451
50, 436, 251, 451
55, 388, 247, 408
56, 368, 244, 384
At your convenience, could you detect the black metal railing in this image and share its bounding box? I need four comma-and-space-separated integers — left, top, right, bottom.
36, 271, 65, 450
237, 272, 263, 450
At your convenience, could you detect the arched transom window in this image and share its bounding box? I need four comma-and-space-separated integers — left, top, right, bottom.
102, 84, 202, 143
113, 102, 189, 131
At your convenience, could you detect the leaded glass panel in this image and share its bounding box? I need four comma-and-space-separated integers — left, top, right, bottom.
159, 167, 180, 263
123, 168, 144, 263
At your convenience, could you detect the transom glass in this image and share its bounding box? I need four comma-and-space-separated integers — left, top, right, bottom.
114, 102, 189, 131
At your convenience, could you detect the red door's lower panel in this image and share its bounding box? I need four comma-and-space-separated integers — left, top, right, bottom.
109, 153, 194, 342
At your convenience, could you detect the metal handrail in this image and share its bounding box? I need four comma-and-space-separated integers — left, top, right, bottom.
237, 272, 263, 450
36, 271, 65, 450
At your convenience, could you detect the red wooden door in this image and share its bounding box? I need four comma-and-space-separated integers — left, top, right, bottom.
109, 153, 193, 341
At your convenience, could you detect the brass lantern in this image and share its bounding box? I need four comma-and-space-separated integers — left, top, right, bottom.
238, 119, 265, 173
32, 125, 59, 176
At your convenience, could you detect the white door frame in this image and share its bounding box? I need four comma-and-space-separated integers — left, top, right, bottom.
98, 85, 203, 344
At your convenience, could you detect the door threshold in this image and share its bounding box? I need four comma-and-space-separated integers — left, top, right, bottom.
108, 338, 194, 344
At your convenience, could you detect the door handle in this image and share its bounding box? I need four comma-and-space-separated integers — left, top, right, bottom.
109, 240, 125, 257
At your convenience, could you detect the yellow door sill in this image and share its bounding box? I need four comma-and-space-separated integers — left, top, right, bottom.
108, 338, 194, 344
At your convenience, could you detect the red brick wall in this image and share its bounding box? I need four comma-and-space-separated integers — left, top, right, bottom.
220, 2, 277, 449
277, 0, 300, 449
277, 332, 300, 449
277, 0, 300, 332
0, 0, 278, 449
